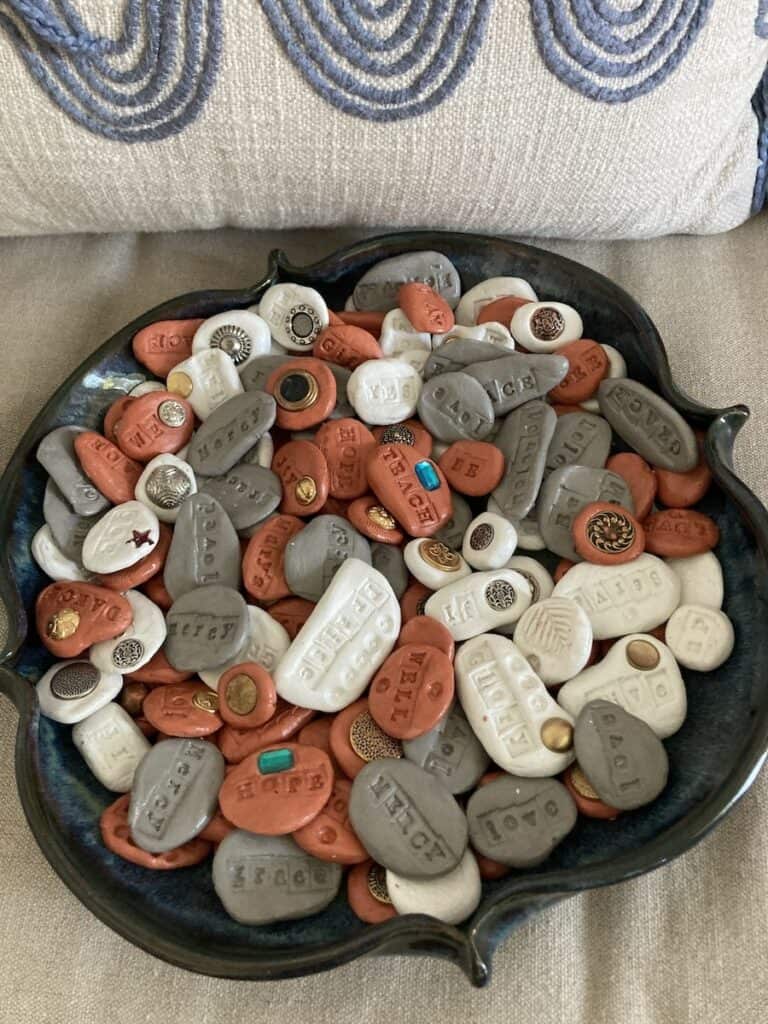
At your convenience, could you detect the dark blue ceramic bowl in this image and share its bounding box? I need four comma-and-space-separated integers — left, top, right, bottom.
1, 231, 767, 986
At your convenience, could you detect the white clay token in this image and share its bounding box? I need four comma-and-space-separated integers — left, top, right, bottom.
403, 538, 472, 591
347, 359, 422, 425
72, 702, 151, 792
134, 452, 197, 524
379, 308, 432, 357
425, 570, 532, 641
514, 597, 593, 685
192, 309, 271, 371
168, 348, 244, 420
258, 283, 329, 352
81, 500, 160, 574
510, 301, 583, 353
665, 604, 735, 672
36, 660, 122, 724
274, 558, 400, 712
129, 380, 166, 397
432, 322, 515, 351
454, 276, 538, 326
665, 552, 724, 610
505, 556, 554, 605
389, 350, 430, 376
455, 633, 575, 777
552, 553, 681, 640
557, 633, 687, 738
89, 590, 166, 675
386, 848, 482, 925
200, 605, 291, 689
32, 525, 89, 582
462, 512, 518, 570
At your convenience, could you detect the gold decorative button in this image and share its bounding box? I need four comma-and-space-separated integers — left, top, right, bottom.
192, 690, 219, 714
295, 476, 318, 506
570, 764, 600, 800
166, 371, 194, 398
46, 608, 81, 641
626, 638, 661, 670
540, 717, 574, 752
349, 711, 402, 762
419, 539, 461, 571
367, 506, 397, 531
226, 673, 259, 716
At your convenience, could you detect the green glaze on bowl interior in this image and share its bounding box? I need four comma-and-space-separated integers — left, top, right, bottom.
0, 232, 767, 986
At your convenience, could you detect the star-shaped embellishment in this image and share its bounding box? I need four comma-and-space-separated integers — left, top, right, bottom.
127, 529, 153, 548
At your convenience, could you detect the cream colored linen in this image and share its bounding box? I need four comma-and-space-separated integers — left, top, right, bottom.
0, 221, 767, 1023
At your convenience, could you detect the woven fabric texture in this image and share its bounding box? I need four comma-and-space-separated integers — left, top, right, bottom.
0, 0, 766, 238
0, 222, 767, 1023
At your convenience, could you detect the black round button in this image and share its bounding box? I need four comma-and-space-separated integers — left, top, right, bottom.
280, 373, 312, 404
291, 311, 315, 339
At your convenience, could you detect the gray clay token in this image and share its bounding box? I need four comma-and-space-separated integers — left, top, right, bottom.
417, 372, 495, 443
196, 463, 282, 532
352, 250, 461, 312
545, 411, 612, 475
598, 378, 698, 472
434, 491, 473, 551
213, 831, 342, 925
464, 353, 569, 417
403, 702, 489, 794
424, 339, 508, 380
129, 737, 225, 853
371, 542, 409, 600
491, 400, 557, 521
574, 699, 669, 810
164, 492, 241, 600
284, 514, 371, 602
37, 426, 109, 517
185, 391, 276, 476
326, 362, 355, 419
240, 354, 291, 393
466, 775, 577, 867
349, 758, 468, 879
165, 584, 249, 671
537, 465, 634, 561
43, 479, 99, 562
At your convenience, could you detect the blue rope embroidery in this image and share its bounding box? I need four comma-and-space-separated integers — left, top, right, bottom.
752, 61, 768, 212
530, 0, 714, 103
0, 0, 222, 141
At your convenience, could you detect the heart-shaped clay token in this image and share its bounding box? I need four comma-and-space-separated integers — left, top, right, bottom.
82, 500, 160, 575
36, 581, 133, 658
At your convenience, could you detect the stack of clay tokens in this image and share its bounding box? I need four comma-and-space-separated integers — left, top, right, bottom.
30, 251, 733, 927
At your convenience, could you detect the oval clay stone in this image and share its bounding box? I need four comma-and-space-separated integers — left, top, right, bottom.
129, 737, 225, 853
240, 354, 292, 393
597, 378, 698, 472
417, 372, 495, 443
213, 831, 342, 925
371, 542, 409, 600
466, 775, 577, 867
434, 491, 473, 551
349, 758, 468, 878
196, 463, 282, 532
464, 353, 569, 417
423, 339, 506, 380
545, 412, 612, 475
574, 699, 669, 810
37, 426, 109, 517
185, 391, 276, 476
165, 584, 249, 671
403, 701, 489, 794
353, 251, 461, 312
164, 493, 241, 600
284, 514, 371, 603
43, 479, 99, 562
537, 465, 634, 561
491, 400, 557, 521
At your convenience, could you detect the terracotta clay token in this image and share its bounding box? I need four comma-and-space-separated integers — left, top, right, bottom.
103, 395, 134, 444
335, 310, 386, 335
114, 391, 195, 462
143, 572, 174, 610
551, 403, 582, 417
654, 436, 712, 508
314, 418, 377, 500
96, 523, 172, 591
644, 508, 719, 557
400, 581, 433, 622
347, 860, 398, 923
317, 495, 350, 518
242, 514, 304, 602
548, 339, 609, 405
266, 357, 336, 430
142, 681, 224, 736
36, 581, 132, 658
347, 495, 406, 545
100, 794, 212, 869
125, 647, 193, 685
398, 282, 454, 333
313, 324, 383, 369
297, 716, 333, 753
267, 597, 315, 639
372, 420, 432, 455
272, 440, 330, 517
605, 453, 657, 521
396, 615, 455, 659
219, 742, 333, 835
198, 808, 236, 844
438, 440, 505, 497
217, 700, 316, 763
553, 559, 575, 583
563, 764, 621, 821
572, 502, 645, 565
74, 432, 144, 505
218, 662, 277, 728
329, 699, 403, 780
366, 444, 452, 538
132, 318, 203, 377
476, 295, 532, 325
368, 644, 455, 740
293, 777, 368, 864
